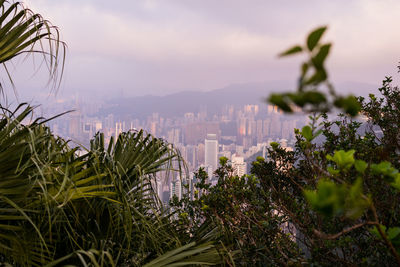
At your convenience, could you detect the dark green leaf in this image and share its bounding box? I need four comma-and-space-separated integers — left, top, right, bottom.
267, 94, 293, 113
354, 160, 368, 174
279, 45, 303, 57
303, 91, 327, 105
326, 150, 355, 170
270, 142, 280, 150
301, 63, 309, 80
307, 26, 327, 51
288, 93, 306, 107
312, 44, 331, 69
301, 126, 313, 141
345, 178, 370, 219
334, 95, 361, 116
388, 227, 400, 240
304, 69, 327, 85
304, 179, 346, 217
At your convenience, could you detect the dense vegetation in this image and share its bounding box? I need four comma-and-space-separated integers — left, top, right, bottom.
0, 2, 224, 266
1, 1, 400, 266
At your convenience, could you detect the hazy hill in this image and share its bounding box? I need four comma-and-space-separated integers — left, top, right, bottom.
97, 81, 379, 119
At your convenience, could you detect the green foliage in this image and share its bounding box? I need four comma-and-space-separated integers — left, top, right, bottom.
354, 160, 368, 174
268, 93, 293, 112
3, 4, 400, 265
306, 26, 327, 51
304, 179, 347, 217
269, 26, 361, 116
392, 175, 400, 191
301, 125, 313, 141
269, 141, 280, 150
264, 25, 400, 263
252, 110, 400, 264
0, 1, 65, 92
279, 45, 302, 57
0, 103, 226, 266
370, 225, 400, 254
266, 26, 400, 264
346, 178, 370, 219
304, 176, 370, 219
371, 161, 399, 181
326, 150, 355, 170
369, 161, 400, 192
218, 156, 228, 166
334, 95, 361, 116
170, 163, 302, 265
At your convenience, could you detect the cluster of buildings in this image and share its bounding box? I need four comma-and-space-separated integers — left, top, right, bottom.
46, 99, 307, 203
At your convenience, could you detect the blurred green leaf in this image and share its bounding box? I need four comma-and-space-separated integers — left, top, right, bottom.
371, 161, 398, 182
334, 95, 361, 116
345, 178, 370, 219
301, 126, 313, 141
312, 44, 331, 69
304, 69, 327, 85
370, 224, 387, 239
390, 173, 400, 191
279, 45, 303, 57
219, 156, 229, 166
326, 150, 355, 170
388, 227, 400, 240
289, 93, 305, 107
301, 63, 309, 77
270, 142, 280, 150
303, 91, 327, 105
268, 94, 292, 112
307, 26, 327, 51
304, 179, 346, 217
327, 166, 339, 175
354, 160, 368, 174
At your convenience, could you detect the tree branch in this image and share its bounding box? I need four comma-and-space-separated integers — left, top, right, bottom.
313, 221, 377, 240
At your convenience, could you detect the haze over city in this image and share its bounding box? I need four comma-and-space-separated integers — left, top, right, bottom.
5, 0, 400, 101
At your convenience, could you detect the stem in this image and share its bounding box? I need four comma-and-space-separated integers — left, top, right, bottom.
371, 203, 400, 266
313, 221, 377, 240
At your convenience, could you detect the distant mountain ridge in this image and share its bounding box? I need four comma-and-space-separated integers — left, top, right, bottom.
97, 81, 379, 119
98, 82, 279, 119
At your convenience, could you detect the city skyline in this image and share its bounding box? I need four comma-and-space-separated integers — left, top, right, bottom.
48, 94, 306, 182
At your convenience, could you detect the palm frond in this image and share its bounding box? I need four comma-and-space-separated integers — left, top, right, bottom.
143, 241, 222, 267
0, 1, 65, 95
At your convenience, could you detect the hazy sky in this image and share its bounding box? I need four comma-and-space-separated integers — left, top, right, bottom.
10, 0, 400, 98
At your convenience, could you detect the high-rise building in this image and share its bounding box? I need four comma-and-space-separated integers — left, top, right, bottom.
256, 119, 263, 143
185, 145, 198, 170
69, 112, 81, 139
115, 121, 124, 137
238, 118, 247, 136
205, 134, 218, 174
170, 178, 182, 200
231, 154, 247, 177
197, 143, 205, 165
154, 178, 163, 202
184, 122, 219, 145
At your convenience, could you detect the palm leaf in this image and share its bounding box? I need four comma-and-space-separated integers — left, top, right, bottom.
143, 241, 222, 267
0, 1, 65, 94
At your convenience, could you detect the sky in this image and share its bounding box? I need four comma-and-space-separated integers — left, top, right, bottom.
7, 0, 400, 99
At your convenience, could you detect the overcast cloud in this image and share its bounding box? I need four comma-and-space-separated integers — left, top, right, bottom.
11, 0, 400, 99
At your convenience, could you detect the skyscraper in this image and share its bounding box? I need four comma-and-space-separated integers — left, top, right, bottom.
231, 154, 247, 177
69, 112, 81, 139
170, 177, 182, 200
205, 134, 218, 175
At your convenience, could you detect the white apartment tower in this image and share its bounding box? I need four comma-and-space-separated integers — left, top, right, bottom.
205, 134, 218, 175
170, 178, 182, 200
231, 154, 247, 177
